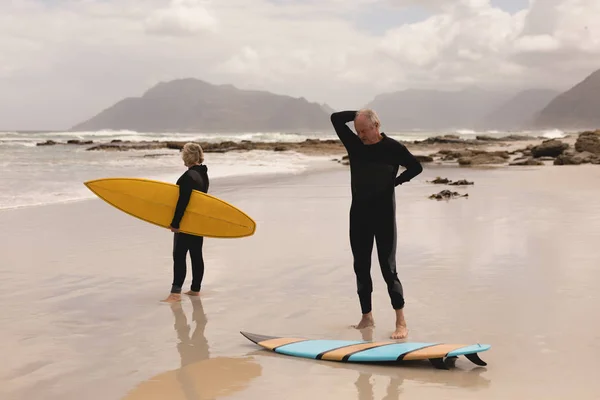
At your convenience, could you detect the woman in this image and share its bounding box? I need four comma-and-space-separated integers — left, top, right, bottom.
162, 142, 210, 303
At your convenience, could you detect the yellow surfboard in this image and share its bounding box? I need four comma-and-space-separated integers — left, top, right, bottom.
84, 177, 256, 238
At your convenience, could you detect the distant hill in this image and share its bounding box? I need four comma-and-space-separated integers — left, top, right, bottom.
363, 87, 512, 131
320, 103, 336, 114
71, 78, 331, 132
533, 68, 600, 130
478, 89, 560, 130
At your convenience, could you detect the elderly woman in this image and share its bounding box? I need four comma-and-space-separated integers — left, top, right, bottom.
162, 142, 210, 303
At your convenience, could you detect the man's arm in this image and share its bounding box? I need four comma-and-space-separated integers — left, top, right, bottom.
393, 143, 423, 186
170, 174, 193, 229
330, 111, 361, 152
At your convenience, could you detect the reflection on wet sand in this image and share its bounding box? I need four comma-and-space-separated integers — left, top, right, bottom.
246, 327, 490, 399
122, 297, 262, 400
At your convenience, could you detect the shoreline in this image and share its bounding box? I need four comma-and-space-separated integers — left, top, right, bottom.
34, 129, 600, 168
0, 156, 340, 213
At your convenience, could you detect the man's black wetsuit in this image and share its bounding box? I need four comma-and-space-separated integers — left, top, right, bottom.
170, 164, 210, 294
330, 111, 423, 314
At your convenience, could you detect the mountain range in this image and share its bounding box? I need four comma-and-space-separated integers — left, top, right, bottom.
71, 68, 600, 133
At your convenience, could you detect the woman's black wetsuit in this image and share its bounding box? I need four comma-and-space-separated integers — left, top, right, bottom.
170, 164, 209, 294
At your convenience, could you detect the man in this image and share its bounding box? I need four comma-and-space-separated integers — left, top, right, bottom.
330, 109, 423, 339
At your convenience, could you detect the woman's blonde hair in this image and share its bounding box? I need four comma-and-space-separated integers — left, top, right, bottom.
181, 142, 204, 166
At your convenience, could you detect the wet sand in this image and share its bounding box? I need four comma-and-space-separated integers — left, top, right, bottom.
1, 162, 600, 399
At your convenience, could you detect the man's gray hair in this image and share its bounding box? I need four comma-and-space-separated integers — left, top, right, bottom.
355, 108, 381, 128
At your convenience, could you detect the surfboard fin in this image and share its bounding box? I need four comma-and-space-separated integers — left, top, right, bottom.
444, 356, 458, 368
429, 358, 450, 370
465, 352, 487, 366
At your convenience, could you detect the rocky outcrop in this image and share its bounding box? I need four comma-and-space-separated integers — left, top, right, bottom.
457, 150, 510, 166
449, 179, 474, 186
36, 139, 94, 146
554, 150, 600, 165
85, 138, 346, 156
428, 177, 451, 184
429, 190, 469, 200
415, 155, 434, 163
476, 134, 532, 141
509, 157, 544, 166
428, 177, 474, 185
530, 139, 569, 158
574, 130, 600, 154
36, 140, 58, 146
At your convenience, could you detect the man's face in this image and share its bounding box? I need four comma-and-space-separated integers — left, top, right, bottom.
354, 115, 380, 144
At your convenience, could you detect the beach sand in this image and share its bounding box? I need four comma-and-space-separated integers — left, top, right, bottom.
1, 161, 600, 399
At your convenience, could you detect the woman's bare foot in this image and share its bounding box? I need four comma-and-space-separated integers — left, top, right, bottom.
184, 290, 200, 296
352, 312, 375, 329
391, 308, 408, 339
161, 293, 181, 303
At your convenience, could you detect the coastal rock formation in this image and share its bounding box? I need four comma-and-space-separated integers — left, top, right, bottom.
554, 151, 600, 165
415, 155, 434, 163
36, 139, 94, 146
449, 179, 474, 186
428, 177, 474, 185
36, 140, 58, 146
428, 177, 451, 184
476, 134, 532, 141
509, 157, 544, 166
530, 139, 569, 158
575, 130, 600, 154
429, 190, 469, 200
33, 129, 600, 169
455, 150, 510, 166
85, 138, 345, 156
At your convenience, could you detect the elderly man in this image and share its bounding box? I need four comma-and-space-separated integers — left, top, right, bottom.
330, 109, 423, 339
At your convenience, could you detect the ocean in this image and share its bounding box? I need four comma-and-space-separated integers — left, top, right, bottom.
0, 128, 568, 210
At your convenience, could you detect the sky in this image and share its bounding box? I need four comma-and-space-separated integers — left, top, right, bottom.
1, 0, 599, 130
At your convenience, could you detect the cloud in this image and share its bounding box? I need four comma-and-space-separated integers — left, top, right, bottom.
514, 34, 561, 53
145, 0, 218, 36
0, 0, 599, 130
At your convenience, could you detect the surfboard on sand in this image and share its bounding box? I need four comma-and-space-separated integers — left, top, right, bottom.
84, 177, 256, 238
240, 331, 490, 370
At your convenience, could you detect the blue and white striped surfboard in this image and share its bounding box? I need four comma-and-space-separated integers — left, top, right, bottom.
240, 331, 490, 369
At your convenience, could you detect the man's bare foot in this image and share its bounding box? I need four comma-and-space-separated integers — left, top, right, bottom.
391, 308, 408, 339
161, 293, 181, 303
352, 313, 375, 329
391, 325, 408, 339
184, 290, 200, 296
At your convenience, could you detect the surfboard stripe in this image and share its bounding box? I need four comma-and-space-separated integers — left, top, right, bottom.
346, 343, 437, 362
257, 338, 308, 351
400, 344, 469, 360
318, 341, 396, 361
274, 340, 364, 359
446, 344, 491, 357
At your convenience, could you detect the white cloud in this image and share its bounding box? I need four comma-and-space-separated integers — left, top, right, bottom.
514, 34, 561, 52
145, 0, 218, 36
0, 0, 599, 130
